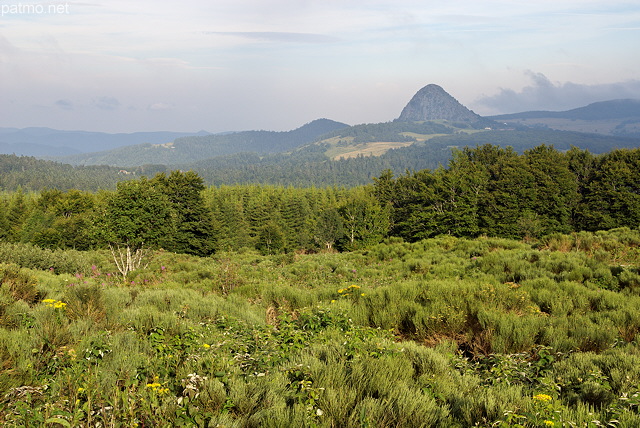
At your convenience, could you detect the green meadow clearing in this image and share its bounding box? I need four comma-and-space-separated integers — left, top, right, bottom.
2, 229, 640, 427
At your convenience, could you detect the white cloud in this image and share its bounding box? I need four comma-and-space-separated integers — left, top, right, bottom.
148, 102, 172, 111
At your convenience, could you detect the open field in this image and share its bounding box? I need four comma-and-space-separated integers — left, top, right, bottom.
331, 141, 417, 160
325, 133, 461, 160
2, 229, 640, 426
324, 125, 486, 160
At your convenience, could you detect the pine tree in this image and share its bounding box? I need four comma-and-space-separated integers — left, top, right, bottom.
280, 190, 313, 250
5, 189, 32, 242
256, 220, 285, 255
0, 196, 8, 241
207, 186, 252, 251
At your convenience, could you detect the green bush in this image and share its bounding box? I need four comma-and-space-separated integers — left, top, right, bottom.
0, 242, 99, 275
0, 264, 40, 305
2, 231, 640, 426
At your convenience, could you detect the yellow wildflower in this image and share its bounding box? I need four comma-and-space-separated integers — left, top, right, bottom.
43, 299, 66, 309
533, 394, 552, 402
202, 343, 210, 348
544, 421, 555, 427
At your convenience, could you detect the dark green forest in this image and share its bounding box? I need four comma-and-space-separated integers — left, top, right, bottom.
4, 127, 640, 191
2, 145, 640, 257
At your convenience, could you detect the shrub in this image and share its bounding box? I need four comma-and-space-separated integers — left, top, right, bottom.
64, 284, 106, 323
0, 242, 99, 275
2, 231, 640, 426
0, 264, 40, 305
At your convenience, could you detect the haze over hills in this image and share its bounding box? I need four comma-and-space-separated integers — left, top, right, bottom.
3, 84, 491, 162
3, 81, 640, 190
49, 84, 499, 166
489, 99, 640, 137
0, 128, 211, 157
56, 119, 349, 167
3, 84, 640, 176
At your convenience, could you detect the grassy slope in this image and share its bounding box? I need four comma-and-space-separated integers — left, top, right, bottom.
320, 122, 483, 160
2, 230, 640, 426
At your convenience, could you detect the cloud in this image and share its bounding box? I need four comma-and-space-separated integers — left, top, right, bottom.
54, 99, 74, 110
148, 102, 172, 111
476, 71, 640, 114
94, 96, 121, 110
204, 31, 340, 44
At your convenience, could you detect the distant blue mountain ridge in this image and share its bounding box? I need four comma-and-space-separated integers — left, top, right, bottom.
489, 99, 640, 121
0, 127, 211, 156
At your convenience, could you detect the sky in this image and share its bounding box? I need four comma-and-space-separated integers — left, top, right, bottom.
1, 0, 640, 133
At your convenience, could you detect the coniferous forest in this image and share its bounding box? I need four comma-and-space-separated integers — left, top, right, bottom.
2, 144, 640, 426
2, 145, 640, 253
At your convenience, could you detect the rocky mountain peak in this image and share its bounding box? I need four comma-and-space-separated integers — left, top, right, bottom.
397, 84, 483, 124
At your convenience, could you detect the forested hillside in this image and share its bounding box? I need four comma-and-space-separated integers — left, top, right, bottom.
57, 119, 348, 167
2, 145, 640, 257
3, 125, 640, 191
489, 99, 640, 138
186, 129, 640, 187
0, 155, 168, 192
316, 120, 458, 143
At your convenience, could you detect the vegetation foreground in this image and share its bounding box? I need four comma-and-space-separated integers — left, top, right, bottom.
2, 229, 640, 427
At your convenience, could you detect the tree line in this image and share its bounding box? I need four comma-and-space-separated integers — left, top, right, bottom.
1, 145, 639, 256
0, 171, 390, 256
374, 144, 640, 241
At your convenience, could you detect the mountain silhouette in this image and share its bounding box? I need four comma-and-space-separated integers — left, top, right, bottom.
397, 84, 485, 125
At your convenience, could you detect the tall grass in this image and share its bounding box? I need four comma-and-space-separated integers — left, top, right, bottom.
1, 230, 640, 426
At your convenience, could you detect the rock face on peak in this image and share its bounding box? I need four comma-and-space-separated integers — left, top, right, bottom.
397, 84, 483, 124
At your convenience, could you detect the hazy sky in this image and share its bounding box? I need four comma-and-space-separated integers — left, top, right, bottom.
1, 0, 640, 133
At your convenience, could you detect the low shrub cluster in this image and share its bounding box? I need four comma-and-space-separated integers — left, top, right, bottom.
1, 230, 640, 426
0, 243, 100, 275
